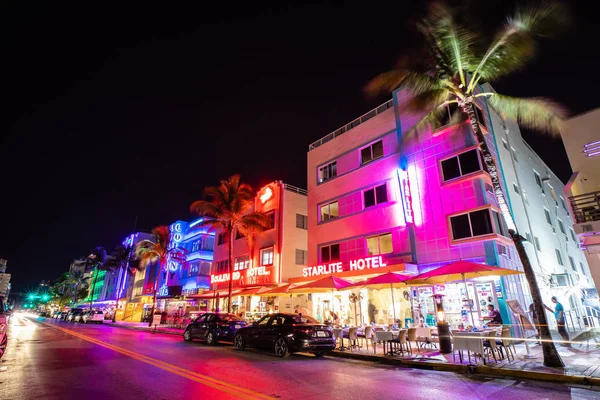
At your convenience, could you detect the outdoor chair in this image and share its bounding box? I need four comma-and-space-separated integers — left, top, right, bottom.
363, 326, 375, 352
483, 330, 502, 362
348, 327, 360, 351
499, 326, 516, 361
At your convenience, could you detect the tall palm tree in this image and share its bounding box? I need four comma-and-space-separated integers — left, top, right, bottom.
67, 270, 90, 305
135, 226, 187, 327
86, 246, 111, 311
190, 174, 272, 313
366, 2, 566, 367
105, 244, 138, 322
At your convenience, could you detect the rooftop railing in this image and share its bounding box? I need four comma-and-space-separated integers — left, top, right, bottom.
308, 99, 393, 151
569, 190, 600, 224
283, 183, 308, 196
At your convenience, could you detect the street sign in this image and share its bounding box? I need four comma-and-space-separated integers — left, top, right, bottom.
152, 314, 161, 327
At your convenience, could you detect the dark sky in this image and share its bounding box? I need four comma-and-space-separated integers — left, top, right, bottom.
2, 1, 597, 293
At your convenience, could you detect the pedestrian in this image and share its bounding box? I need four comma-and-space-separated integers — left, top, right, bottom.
482, 304, 503, 326
545, 296, 570, 346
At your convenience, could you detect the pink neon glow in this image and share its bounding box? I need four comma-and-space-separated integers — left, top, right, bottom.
586, 150, 600, 157
397, 169, 414, 224
584, 140, 600, 147
407, 164, 423, 226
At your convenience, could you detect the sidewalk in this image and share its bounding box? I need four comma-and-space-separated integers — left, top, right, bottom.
105, 321, 600, 387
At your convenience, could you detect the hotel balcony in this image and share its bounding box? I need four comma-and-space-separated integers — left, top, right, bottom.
569, 190, 600, 254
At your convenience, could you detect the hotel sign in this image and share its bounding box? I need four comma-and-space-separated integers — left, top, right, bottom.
397, 169, 413, 224
302, 255, 387, 277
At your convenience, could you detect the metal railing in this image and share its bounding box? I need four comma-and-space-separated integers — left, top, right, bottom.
283, 183, 308, 196
569, 190, 600, 224
308, 99, 394, 151
564, 305, 600, 333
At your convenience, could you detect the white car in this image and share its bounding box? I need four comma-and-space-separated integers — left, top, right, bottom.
82, 310, 104, 324
0, 296, 7, 359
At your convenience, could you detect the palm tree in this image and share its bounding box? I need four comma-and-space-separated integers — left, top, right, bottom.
365, 2, 566, 367
190, 174, 272, 313
105, 244, 138, 322
86, 246, 111, 311
135, 226, 186, 327
67, 270, 90, 305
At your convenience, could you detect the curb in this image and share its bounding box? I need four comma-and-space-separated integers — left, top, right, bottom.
327, 351, 600, 387
103, 322, 184, 337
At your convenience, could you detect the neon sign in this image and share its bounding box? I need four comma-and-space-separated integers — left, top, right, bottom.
302, 255, 387, 278
397, 169, 413, 224
158, 284, 169, 297
260, 186, 273, 204
210, 266, 272, 284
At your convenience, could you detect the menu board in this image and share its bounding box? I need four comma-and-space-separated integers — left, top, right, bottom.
506, 299, 534, 331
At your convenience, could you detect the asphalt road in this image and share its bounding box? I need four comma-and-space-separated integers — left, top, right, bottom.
1, 314, 599, 400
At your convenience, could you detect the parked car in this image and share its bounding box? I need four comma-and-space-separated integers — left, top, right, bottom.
82, 310, 104, 324
183, 313, 246, 345
66, 309, 84, 322
233, 313, 335, 358
0, 296, 7, 359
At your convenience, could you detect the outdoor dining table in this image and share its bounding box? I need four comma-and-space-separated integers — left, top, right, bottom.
452, 329, 500, 364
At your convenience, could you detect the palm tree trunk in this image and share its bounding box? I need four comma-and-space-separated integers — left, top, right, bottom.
89, 268, 99, 311
148, 262, 161, 327
464, 100, 564, 368
510, 230, 564, 367
112, 265, 124, 323
227, 229, 234, 313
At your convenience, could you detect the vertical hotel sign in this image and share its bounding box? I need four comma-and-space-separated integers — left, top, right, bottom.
397, 169, 413, 223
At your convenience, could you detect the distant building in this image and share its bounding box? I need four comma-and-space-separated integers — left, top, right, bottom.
562, 108, 600, 292
0, 259, 10, 298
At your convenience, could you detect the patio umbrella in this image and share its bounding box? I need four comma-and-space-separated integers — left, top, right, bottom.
348, 272, 411, 324
406, 261, 523, 326
289, 276, 353, 321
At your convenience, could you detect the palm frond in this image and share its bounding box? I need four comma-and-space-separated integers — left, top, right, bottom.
404, 103, 450, 138
236, 212, 272, 236
487, 93, 567, 135
365, 70, 444, 98
404, 89, 451, 113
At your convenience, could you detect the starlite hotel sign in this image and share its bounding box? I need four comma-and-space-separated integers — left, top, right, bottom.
302, 255, 387, 277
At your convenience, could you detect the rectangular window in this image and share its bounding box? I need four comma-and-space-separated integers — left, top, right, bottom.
295, 249, 307, 265
513, 183, 520, 194
366, 233, 393, 255
525, 232, 532, 243
449, 208, 506, 241
265, 211, 275, 230
320, 201, 339, 222
234, 255, 250, 271
438, 103, 459, 128
534, 171, 542, 189
580, 262, 586, 276
260, 247, 274, 266
192, 240, 200, 252
474, 105, 487, 130
544, 209, 552, 225
235, 229, 245, 240
511, 147, 518, 162
199, 261, 211, 275
560, 196, 567, 211
534, 236, 541, 252
201, 236, 215, 251
360, 140, 384, 165
296, 214, 308, 229
318, 161, 337, 183
568, 256, 576, 271
320, 244, 340, 263
189, 262, 199, 277
558, 219, 566, 235
440, 149, 484, 182
570, 228, 577, 242
502, 138, 508, 150
215, 260, 229, 274
217, 232, 227, 246
363, 184, 388, 208
555, 249, 564, 266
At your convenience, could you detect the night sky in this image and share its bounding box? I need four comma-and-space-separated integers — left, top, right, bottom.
2, 1, 598, 294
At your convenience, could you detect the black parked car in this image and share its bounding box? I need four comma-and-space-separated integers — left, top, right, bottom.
183, 313, 247, 345
233, 313, 335, 358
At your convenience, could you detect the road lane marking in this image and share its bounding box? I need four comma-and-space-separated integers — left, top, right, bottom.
43, 322, 276, 400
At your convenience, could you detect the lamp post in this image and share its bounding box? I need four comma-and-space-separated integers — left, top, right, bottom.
433, 294, 452, 354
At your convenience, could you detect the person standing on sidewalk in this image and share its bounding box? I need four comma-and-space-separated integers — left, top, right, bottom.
544, 296, 570, 346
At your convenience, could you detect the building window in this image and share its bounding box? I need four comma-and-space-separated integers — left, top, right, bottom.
544, 209, 552, 226
234, 255, 250, 271
321, 244, 340, 263
217, 232, 227, 246
502, 138, 508, 150
570, 228, 577, 242
534, 236, 541, 252
511, 147, 518, 162
534, 171, 542, 189
558, 219, 566, 235
440, 149, 484, 182
555, 249, 564, 266
449, 208, 507, 241
235, 229, 245, 240
260, 247, 274, 266
560, 196, 567, 211
318, 161, 337, 183
201, 236, 215, 251
568, 255, 576, 271
199, 261, 211, 275
360, 140, 384, 165
363, 184, 388, 208
215, 260, 229, 274
265, 211, 275, 230
320, 201, 339, 222
474, 105, 487, 130
296, 214, 308, 229
513, 183, 520, 194
189, 262, 199, 277
295, 249, 307, 265
438, 103, 459, 129
580, 262, 586, 276
366, 233, 393, 256
191, 240, 200, 252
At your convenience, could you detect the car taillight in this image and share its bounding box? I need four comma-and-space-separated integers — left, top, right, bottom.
298, 328, 313, 335
0, 323, 6, 333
